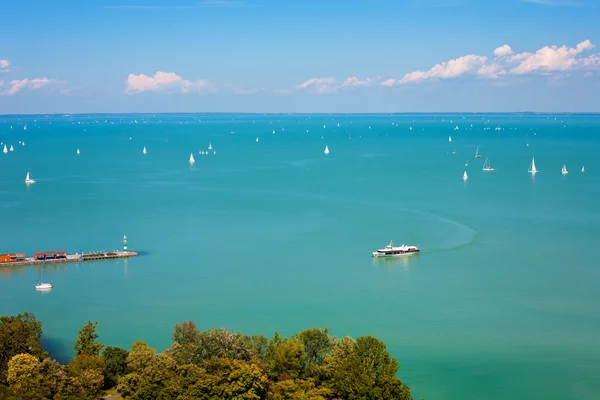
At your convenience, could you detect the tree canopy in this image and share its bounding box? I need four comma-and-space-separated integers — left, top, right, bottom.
1, 314, 412, 400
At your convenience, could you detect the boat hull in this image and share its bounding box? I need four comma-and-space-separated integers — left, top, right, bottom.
372, 250, 420, 258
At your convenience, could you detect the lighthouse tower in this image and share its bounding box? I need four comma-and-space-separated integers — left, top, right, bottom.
123, 235, 128, 252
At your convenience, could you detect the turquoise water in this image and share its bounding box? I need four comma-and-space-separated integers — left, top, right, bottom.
1, 113, 599, 399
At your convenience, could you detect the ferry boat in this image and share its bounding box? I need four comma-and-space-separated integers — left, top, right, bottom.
372, 241, 420, 258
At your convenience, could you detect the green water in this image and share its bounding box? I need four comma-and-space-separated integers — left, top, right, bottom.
1, 113, 599, 399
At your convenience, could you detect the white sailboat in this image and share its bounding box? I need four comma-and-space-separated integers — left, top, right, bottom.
189, 153, 195, 165
2, 145, 7, 154
35, 270, 52, 290
482, 158, 495, 171
208, 142, 213, 150
475, 147, 481, 158
448, 136, 452, 142
463, 171, 468, 181
25, 171, 36, 184
324, 145, 330, 155
581, 166, 585, 173
76, 149, 80, 155
528, 157, 538, 174
561, 164, 568, 175
9, 145, 14, 152
142, 146, 147, 155
256, 137, 259, 143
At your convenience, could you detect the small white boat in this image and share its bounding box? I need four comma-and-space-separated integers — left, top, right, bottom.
452, 149, 456, 155
528, 157, 538, 174
324, 145, 330, 155
2, 145, 7, 154
449, 136, 452, 142
9, 145, 14, 152
208, 142, 213, 150
561, 164, 568, 175
25, 171, 36, 184
189, 153, 195, 165
463, 171, 468, 181
581, 166, 585, 173
35, 282, 53, 290
143, 146, 147, 155
475, 147, 482, 158
256, 137, 259, 143
465, 160, 468, 167
373, 241, 420, 257
482, 158, 495, 172
24, 125, 27, 131
76, 149, 80, 155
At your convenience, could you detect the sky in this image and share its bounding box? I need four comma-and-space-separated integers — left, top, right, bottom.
0, 0, 599, 113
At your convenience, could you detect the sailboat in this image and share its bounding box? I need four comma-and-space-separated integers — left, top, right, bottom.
208, 142, 213, 150
465, 160, 468, 167
256, 137, 259, 143
9, 145, 14, 152
475, 147, 482, 158
35, 270, 52, 290
76, 149, 80, 155
189, 153, 195, 165
581, 166, 585, 173
452, 149, 456, 155
561, 164, 568, 175
448, 136, 452, 142
324, 145, 330, 155
25, 171, 36, 184
482, 158, 495, 171
2, 145, 7, 154
463, 171, 468, 181
142, 146, 147, 155
528, 157, 538, 174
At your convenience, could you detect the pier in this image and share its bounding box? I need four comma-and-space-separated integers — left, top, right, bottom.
0, 251, 138, 267
0, 235, 138, 267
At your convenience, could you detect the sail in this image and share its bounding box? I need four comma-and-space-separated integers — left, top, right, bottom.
324, 145, 329, 155
449, 136, 452, 142
189, 153, 195, 164
26, 172, 30, 181
143, 146, 147, 154
463, 171, 468, 180
562, 164, 568, 174
256, 137, 259, 142
2, 145, 6, 153
529, 157, 537, 173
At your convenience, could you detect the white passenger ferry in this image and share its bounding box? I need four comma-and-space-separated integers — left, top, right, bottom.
372, 241, 420, 258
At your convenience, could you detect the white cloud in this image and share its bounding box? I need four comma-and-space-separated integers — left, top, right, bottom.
125, 71, 210, 94
494, 45, 513, 57
0, 59, 10, 72
387, 55, 488, 85
0, 77, 57, 96
510, 40, 595, 74
340, 76, 377, 88
381, 39, 596, 86
296, 77, 336, 93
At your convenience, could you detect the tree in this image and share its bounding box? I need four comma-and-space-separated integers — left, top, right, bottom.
204, 358, 268, 400
326, 336, 412, 400
266, 333, 306, 381
7, 354, 66, 400
0, 313, 47, 383
172, 320, 201, 346
298, 328, 333, 381
196, 328, 255, 363
103, 346, 129, 389
73, 321, 104, 357
126, 341, 156, 372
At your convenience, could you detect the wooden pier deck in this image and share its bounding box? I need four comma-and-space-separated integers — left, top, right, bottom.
0, 251, 138, 267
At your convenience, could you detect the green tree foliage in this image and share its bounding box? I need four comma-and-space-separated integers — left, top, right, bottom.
73, 321, 104, 357
325, 336, 411, 400
7, 354, 66, 400
0, 314, 414, 400
102, 346, 130, 389
266, 332, 306, 381
0, 313, 47, 383
298, 328, 334, 382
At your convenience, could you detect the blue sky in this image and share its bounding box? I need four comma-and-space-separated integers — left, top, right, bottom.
1, 0, 599, 113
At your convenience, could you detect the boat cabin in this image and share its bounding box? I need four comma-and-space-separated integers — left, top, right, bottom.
0, 253, 26, 263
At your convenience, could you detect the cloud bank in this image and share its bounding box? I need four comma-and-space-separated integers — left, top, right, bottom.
382, 40, 598, 86
0, 59, 10, 73
125, 71, 210, 94
0, 77, 58, 96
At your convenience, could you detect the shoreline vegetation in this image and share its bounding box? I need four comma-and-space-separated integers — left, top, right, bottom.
1, 313, 413, 400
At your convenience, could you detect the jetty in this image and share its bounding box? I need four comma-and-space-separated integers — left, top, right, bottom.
0, 235, 138, 267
